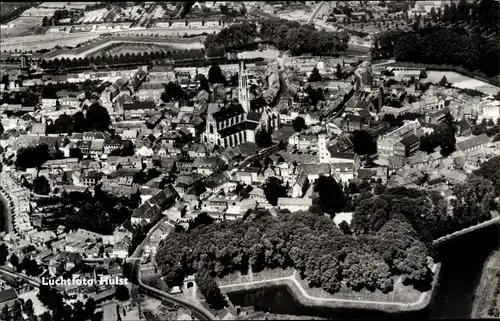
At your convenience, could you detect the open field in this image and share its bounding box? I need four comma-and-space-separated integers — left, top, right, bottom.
472, 250, 500, 318
0, 16, 46, 38
425, 71, 500, 96
238, 49, 280, 60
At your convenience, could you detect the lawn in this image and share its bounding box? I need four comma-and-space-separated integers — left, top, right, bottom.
472, 250, 500, 318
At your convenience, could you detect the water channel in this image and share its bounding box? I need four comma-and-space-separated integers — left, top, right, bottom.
228, 224, 500, 319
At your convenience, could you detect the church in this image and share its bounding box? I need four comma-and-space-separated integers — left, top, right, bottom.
202, 62, 279, 149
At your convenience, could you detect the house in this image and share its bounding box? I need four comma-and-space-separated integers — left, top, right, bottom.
292, 171, 308, 198
277, 197, 312, 212
457, 118, 472, 137
79, 171, 102, 187
456, 134, 490, 153
122, 101, 155, 120
30, 123, 47, 136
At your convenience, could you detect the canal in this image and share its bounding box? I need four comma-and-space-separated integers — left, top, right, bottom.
228, 224, 500, 319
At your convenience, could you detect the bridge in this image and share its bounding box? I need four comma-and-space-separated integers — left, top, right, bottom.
122, 216, 216, 321
433, 216, 500, 245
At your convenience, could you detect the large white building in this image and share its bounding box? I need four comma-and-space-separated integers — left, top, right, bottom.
377, 119, 424, 158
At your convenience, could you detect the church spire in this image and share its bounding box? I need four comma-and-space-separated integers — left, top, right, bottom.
239, 61, 250, 113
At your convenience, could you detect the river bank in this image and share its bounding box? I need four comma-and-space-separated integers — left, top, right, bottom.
222, 264, 440, 314
471, 250, 500, 318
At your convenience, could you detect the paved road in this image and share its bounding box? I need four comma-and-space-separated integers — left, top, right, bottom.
0, 267, 41, 287
307, 1, 326, 24
123, 216, 216, 321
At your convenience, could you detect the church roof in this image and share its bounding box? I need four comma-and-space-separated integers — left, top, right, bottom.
213, 104, 245, 122
218, 121, 259, 138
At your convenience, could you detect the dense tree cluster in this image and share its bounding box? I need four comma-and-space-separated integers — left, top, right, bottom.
351, 184, 494, 248
292, 116, 307, 132
52, 188, 139, 235
312, 176, 346, 215
33, 175, 51, 195
259, 19, 349, 56
37, 285, 96, 321
0, 243, 8, 265
48, 103, 110, 134
156, 210, 433, 297
473, 156, 500, 194
15, 144, 51, 169
372, 0, 500, 79
263, 177, 287, 206
161, 82, 186, 103
350, 130, 377, 155
419, 113, 456, 156
204, 22, 258, 55
256, 129, 273, 148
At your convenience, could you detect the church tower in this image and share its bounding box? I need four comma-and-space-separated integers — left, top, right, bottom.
239, 61, 250, 113
318, 133, 330, 164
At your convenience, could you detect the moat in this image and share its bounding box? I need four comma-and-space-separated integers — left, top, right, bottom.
228, 224, 500, 319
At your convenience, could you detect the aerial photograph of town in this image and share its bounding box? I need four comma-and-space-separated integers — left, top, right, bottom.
0, 0, 499, 320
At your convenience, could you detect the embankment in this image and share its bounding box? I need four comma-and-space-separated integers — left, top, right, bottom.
222, 264, 441, 314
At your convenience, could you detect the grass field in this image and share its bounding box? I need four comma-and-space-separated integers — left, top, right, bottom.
425, 71, 500, 95
472, 250, 500, 318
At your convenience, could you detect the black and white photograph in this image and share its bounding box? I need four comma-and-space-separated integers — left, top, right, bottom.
0, 0, 499, 320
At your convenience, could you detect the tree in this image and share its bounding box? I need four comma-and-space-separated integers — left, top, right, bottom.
339, 220, 352, 235
115, 285, 130, 301
188, 212, 214, 231
438, 75, 449, 86
196, 268, 226, 310
10, 253, 19, 268
256, 129, 273, 148
292, 116, 307, 132
86, 103, 110, 131
42, 16, 48, 26
0, 243, 8, 265
430, 7, 438, 21
12, 300, 22, 321
351, 130, 377, 155
308, 67, 323, 82
33, 175, 50, 195
69, 147, 83, 160
335, 63, 343, 79
161, 82, 184, 103
208, 64, 226, 85
263, 177, 287, 206
313, 175, 345, 214
24, 299, 34, 318
1, 305, 11, 321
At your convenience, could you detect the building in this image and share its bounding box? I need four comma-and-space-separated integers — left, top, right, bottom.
277, 197, 312, 212
377, 120, 424, 158
201, 62, 278, 148
456, 134, 490, 153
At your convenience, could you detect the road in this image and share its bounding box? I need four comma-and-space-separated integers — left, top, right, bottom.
307, 1, 326, 24
123, 216, 217, 321
0, 267, 41, 287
